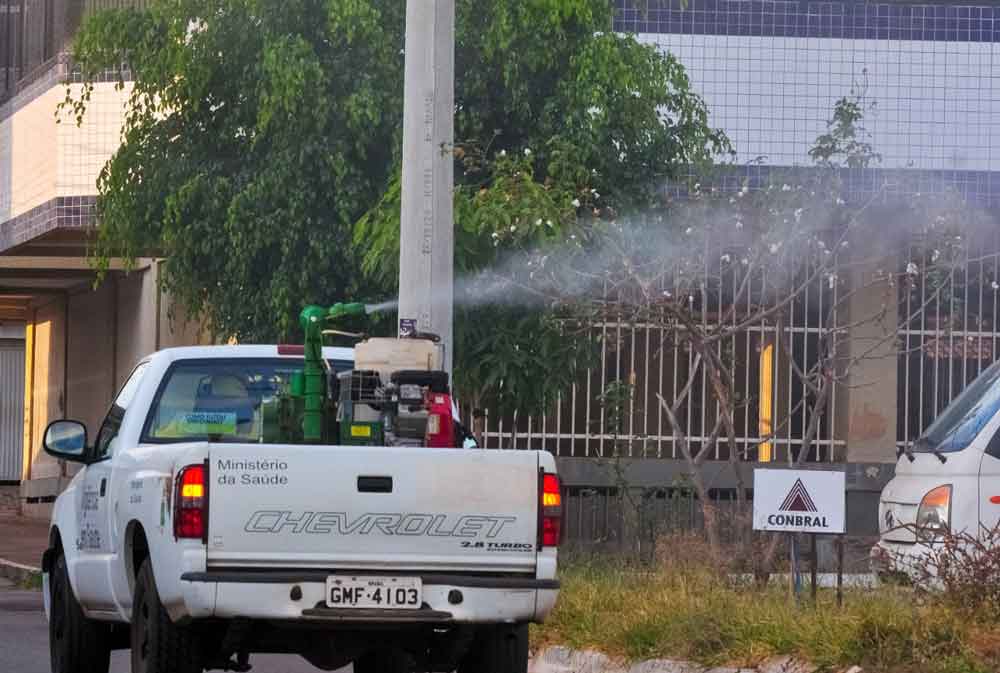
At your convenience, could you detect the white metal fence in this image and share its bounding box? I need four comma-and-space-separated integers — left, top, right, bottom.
476, 250, 1000, 462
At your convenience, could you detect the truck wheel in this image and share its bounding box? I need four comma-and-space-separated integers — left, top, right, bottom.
353, 648, 413, 673
131, 560, 202, 673
49, 550, 111, 673
458, 624, 529, 673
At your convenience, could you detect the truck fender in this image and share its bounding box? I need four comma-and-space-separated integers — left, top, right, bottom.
48, 474, 87, 611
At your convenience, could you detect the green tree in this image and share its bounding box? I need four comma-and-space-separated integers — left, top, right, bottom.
68, 0, 728, 417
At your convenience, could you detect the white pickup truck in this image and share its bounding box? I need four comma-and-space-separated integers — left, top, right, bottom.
40, 345, 561, 673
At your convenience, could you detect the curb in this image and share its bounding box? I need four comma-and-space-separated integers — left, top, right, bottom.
529, 647, 863, 673
0, 558, 42, 586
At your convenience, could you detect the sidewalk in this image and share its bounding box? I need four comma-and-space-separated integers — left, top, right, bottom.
0, 515, 49, 578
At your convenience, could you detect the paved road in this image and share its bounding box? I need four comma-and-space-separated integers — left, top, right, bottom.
0, 579, 344, 673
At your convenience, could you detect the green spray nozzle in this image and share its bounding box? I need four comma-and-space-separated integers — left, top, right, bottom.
326, 302, 367, 320
298, 303, 366, 332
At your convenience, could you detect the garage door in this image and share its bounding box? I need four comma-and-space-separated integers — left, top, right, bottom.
0, 340, 24, 482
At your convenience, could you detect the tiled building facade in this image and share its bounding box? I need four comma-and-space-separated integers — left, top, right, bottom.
0, 1, 202, 517
625, 0, 1000, 203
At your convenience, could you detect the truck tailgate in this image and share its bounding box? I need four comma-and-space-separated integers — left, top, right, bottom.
206, 445, 540, 572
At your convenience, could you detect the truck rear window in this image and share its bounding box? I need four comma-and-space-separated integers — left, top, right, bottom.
142, 358, 351, 444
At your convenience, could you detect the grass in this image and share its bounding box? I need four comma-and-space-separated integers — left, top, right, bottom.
18, 572, 42, 590
531, 560, 1000, 673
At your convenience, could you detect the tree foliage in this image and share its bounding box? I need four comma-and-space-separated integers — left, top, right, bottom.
69, 0, 728, 414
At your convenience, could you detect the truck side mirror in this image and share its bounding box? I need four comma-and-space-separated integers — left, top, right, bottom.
43, 420, 89, 463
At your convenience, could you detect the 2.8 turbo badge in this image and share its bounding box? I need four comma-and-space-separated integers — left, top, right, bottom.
460, 541, 534, 552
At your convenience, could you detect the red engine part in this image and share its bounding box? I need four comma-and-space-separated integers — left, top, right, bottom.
425, 392, 457, 448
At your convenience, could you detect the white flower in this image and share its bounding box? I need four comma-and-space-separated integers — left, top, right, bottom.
735, 219, 744, 230
663, 290, 672, 298
931, 249, 941, 263
572, 199, 581, 208
906, 262, 919, 276
685, 227, 693, 235
498, 150, 507, 157
741, 258, 749, 266
535, 219, 543, 226
570, 234, 577, 240
510, 225, 517, 232
993, 281, 1000, 291
591, 189, 600, 199
794, 208, 803, 221
491, 232, 499, 239
817, 240, 826, 249
721, 254, 731, 264
781, 184, 791, 192
546, 219, 553, 227
729, 197, 736, 204
693, 183, 701, 191
841, 241, 849, 248
836, 197, 846, 205
770, 243, 781, 254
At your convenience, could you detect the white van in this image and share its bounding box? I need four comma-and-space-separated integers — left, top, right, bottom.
871, 360, 1000, 578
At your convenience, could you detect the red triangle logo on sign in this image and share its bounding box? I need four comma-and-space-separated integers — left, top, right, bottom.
779, 478, 818, 512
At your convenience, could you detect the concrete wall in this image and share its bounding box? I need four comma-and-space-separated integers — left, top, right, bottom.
19, 264, 209, 517
66, 281, 116, 438
26, 296, 67, 483
842, 251, 900, 464
114, 265, 159, 388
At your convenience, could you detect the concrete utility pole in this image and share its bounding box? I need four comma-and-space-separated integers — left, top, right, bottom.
398, 0, 455, 377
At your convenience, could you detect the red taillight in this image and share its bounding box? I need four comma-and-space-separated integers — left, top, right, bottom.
425, 393, 456, 448
540, 473, 562, 548
174, 464, 207, 541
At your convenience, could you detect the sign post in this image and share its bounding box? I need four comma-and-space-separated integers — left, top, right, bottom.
753, 469, 846, 604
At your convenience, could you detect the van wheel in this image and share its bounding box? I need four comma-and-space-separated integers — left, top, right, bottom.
131, 560, 202, 673
458, 624, 528, 673
353, 648, 413, 673
49, 549, 111, 673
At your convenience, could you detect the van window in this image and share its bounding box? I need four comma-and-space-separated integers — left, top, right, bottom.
913, 361, 1000, 455
141, 358, 350, 444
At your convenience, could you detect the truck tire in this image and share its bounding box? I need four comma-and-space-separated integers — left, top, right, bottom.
353, 648, 413, 673
458, 624, 529, 673
131, 560, 202, 673
49, 550, 112, 673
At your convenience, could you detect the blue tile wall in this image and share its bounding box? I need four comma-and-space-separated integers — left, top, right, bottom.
616, 1, 1000, 43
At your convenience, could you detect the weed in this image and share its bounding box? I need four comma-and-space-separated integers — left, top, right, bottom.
532, 559, 998, 673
